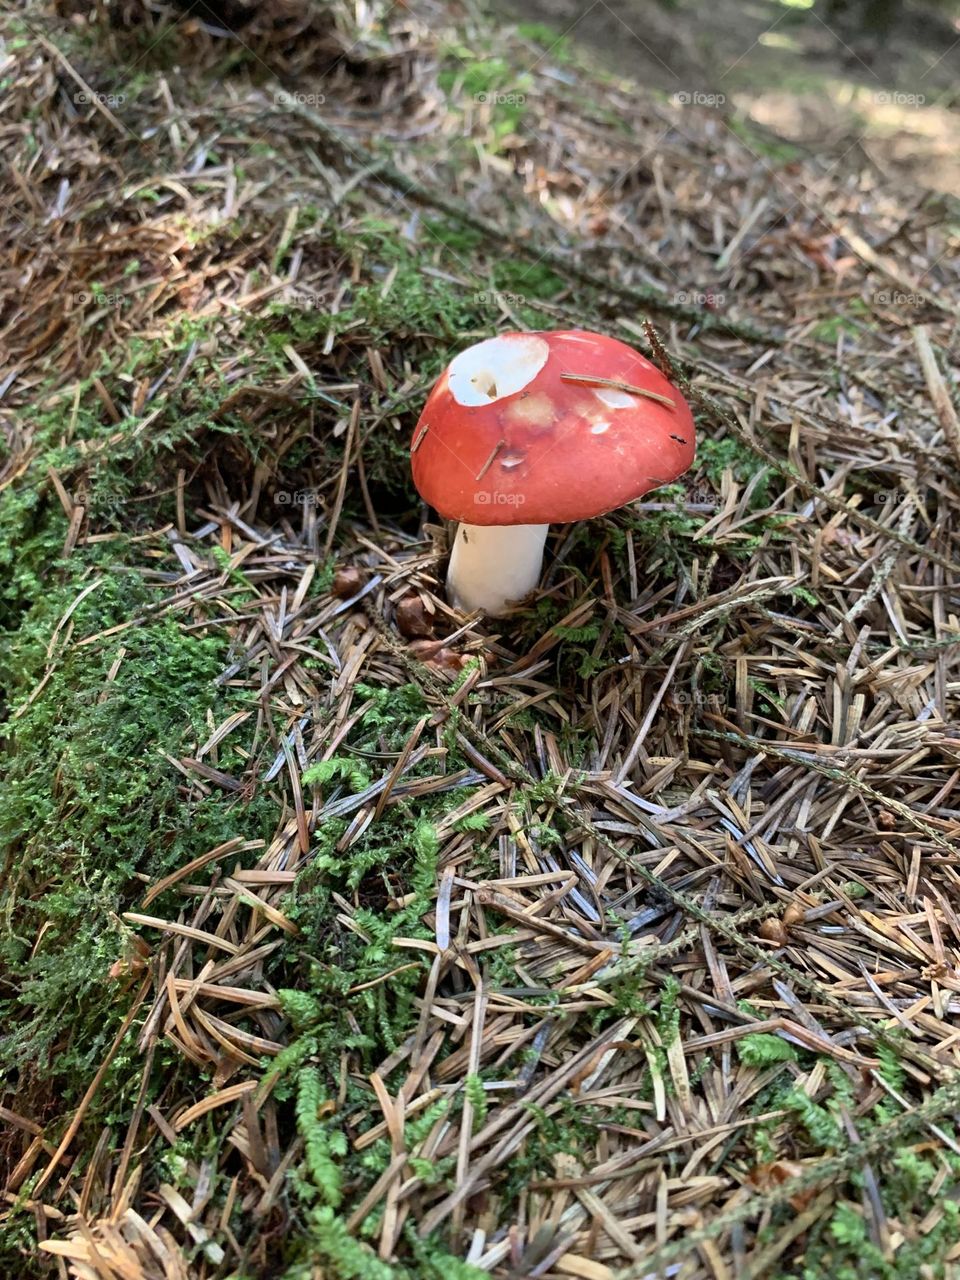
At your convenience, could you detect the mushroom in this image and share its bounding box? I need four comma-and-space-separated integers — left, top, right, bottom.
410, 330, 696, 616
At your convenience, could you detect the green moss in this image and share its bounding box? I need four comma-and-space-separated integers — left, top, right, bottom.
268, 686, 467, 1090
737, 1033, 799, 1067
696, 436, 772, 499
727, 117, 803, 164
515, 23, 572, 61
282, 1204, 487, 1279
423, 217, 484, 256
749, 678, 786, 712
492, 257, 566, 306
743, 1041, 960, 1280
436, 53, 534, 146
437, 56, 518, 99
0, 552, 274, 1123
497, 1094, 614, 1202
810, 313, 862, 343
656, 974, 683, 1045
0, 310, 297, 1228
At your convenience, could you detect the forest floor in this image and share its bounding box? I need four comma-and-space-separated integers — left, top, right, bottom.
2, 1, 960, 1278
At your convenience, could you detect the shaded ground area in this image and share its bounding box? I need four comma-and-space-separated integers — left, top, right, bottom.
495, 0, 960, 193
2, 1, 960, 1278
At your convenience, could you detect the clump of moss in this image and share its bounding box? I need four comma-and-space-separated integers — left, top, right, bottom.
0, 537, 275, 1111
742, 1047, 960, 1280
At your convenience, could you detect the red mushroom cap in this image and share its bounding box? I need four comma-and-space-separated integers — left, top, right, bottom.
410, 330, 695, 526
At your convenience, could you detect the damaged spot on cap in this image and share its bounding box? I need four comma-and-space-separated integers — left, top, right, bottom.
594, 386, 636, 410
471, 371, 499, 399
591, 420, 611, 435
447, 333, 550, 407
500, 450, 526, 469
506, 393, 555, 428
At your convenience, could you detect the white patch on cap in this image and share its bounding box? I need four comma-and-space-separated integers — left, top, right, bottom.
447, 334, 550, 407
506, 393, 555, 428
594, 387, 636, 410
590, 420, 611, 434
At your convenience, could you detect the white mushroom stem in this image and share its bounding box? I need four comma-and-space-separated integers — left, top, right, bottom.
447, 523, 549, 617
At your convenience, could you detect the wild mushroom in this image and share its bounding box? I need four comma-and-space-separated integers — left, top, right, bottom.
410, 329, 696, 616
